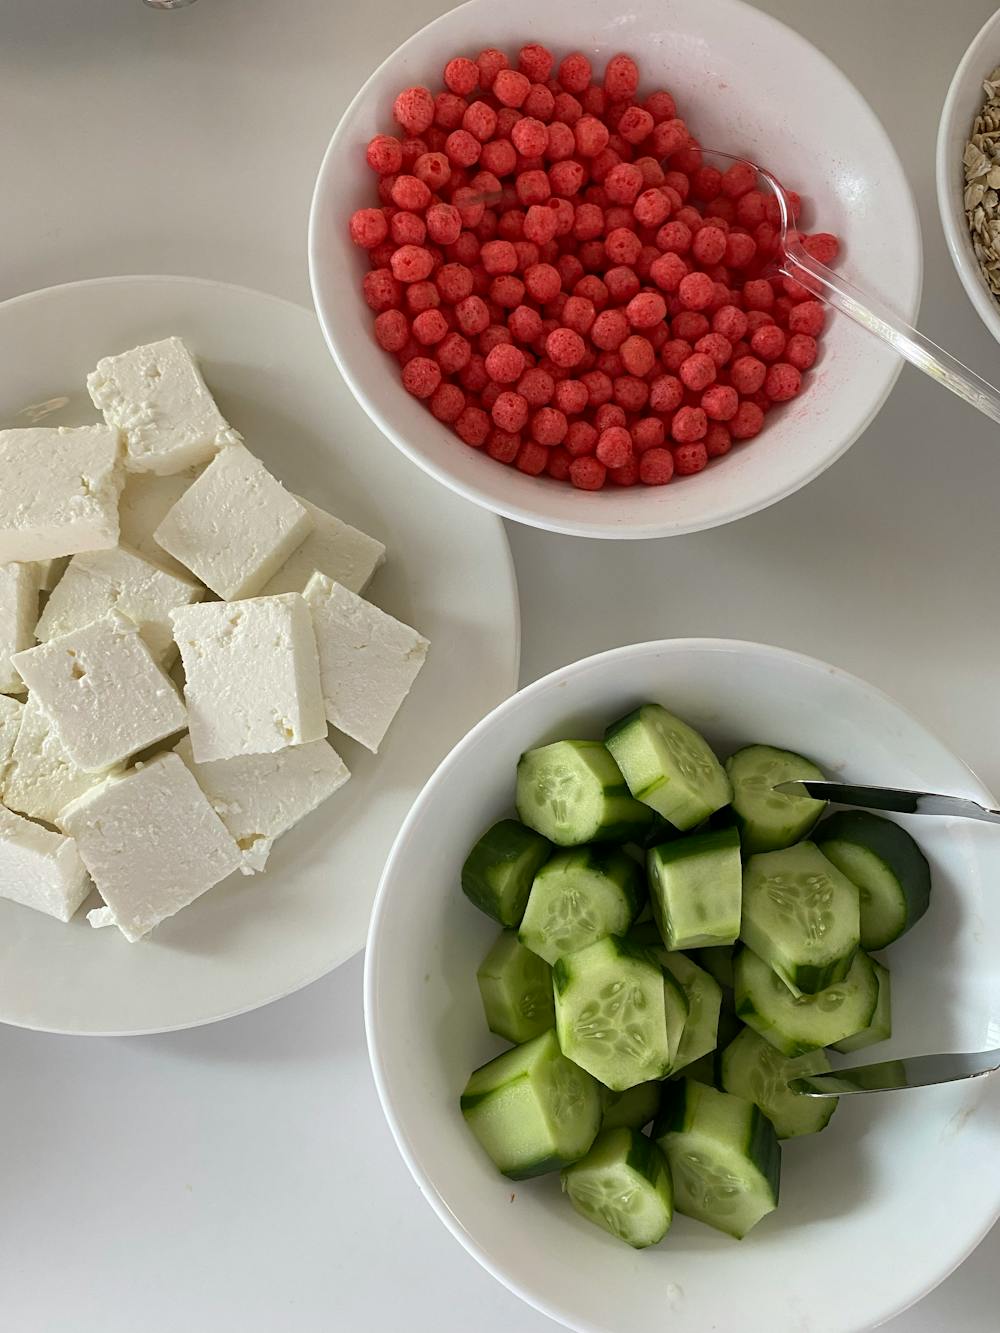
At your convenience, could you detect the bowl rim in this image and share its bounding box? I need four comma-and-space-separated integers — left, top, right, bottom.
936, 5, 1000, 345
309, 0, 923, 541
365, 635, 997, 1333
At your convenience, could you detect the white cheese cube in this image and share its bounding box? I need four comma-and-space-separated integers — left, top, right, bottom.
0, 694, 24, 775
32, 558, 69, 592
261, 497, 386, 597
12, 610, 186, 772
171, 594, 326, 762
59, 752, 242, 942
2, 695, 120, 824
36, 544, 203, 665
0, 562, 41, 694
154, 444, 312, 599
0, 425, 122, 562
117, 471, 200, 579
0, 802, 89, 923
174, 733, 350, 874
302, 575, 429, 753
87, 337, 238, 475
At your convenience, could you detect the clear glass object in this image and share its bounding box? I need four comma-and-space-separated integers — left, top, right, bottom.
704, 149, 1000, 427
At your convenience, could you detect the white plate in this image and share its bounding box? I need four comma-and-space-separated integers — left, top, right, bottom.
367, 640, 1000, 1333
0, 275, 519, 1035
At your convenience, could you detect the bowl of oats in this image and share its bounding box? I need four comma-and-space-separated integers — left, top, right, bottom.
937, 7, 1000, 343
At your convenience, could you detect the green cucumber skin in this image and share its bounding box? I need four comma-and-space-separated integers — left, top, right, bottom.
734, 948, 880, 1057
516, 740, 653, 847
833, 960, 892, 1053
461, 819, 553, 926
726, 744, 827, 855
653, 1079, 781, 1205
816, 811, 931, 949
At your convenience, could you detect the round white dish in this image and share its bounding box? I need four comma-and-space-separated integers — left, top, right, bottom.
310, 0, 922, 540
0, 275, 519, 1036
937, 6, 1000, 345
366, 639, 1000, 1333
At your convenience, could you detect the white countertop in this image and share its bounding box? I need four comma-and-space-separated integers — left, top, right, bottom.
1, 0, 998, 1328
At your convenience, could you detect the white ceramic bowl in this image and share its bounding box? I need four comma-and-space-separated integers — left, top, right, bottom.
310, 0, 921, 539
366, 640, 1000, 1333
937, 6, 1000, 344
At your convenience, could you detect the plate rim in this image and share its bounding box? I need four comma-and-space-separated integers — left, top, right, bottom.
0, 272, 522, 1037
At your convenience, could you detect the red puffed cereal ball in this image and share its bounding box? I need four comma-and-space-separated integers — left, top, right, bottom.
393, 86, 435, 135
445, 130, 481, 168
620, 335, 656, 377
574, 115, 610, 158
750, 324, 787, 362
401, 355, 442, 398
604, 53, 639, 99
785, 333, 818, 371
633, 189, 672, 228
424, 203, 461, 246
549, 160, 586, 197
435, 332, 472, 374
692, 225, 727, 266
429, 382, 466, 423
411, 309, 449, 345
613, 374, 649, 411
518, 43, 554, 82
720, 159, 756, 198
730, 355, 767, 395
712, 304, 748, 342
605, 227, 643, 266
591, 308, 630, 351
487, 429, 521, 463
523, 204, 560, 244
505, 304, 542, 344
479, 324, 513, 355
639, 447, 674, 485
492, 390, 530, 432
608, 459, 639, 487
454, 294, 490, 334
436, 262, 474, 303
481, 139, 517, 176
649, 253, 688, 294
671, 405, 707, 443
678, 271, 715, 311
546, 326, 587, 368
787, 300, 825, 336
743, 278, 775, 312
625, 290, 667, 329
509, 116, 545, 157
455, 404, 491, 446
673, 441, 708, 474
363, 268, 402, 312
804, 232, 840, 265
631, 417, 666, 452
516, 441, 549, 475
524, 262, 562, 303
694, 332, 733, 367
531, 406, 568, 445
596, 425, 633, 468
554, 378, 589, 414
569, 455, 607, 489
605, 266, 640, 304
391, 245, 435, 283
649, 374, 684, 413
516, 169, 552, 206
463, 100, 498, 143
564, 421, 597, 457
604, 163, 645, 205
764, 362, 802, 402
730, 400, 765, 439
558, 52, 592, 94
594, 403, 627, 431
546, 446, 572, 479
524, 83, 555, 121
366, 134, 404, 175
517, 367, 555, 407
476, 48, 508, 88
701, 384, 739, 421
480, 240, 519, 275
444, 57, 479, 96
581, 369, 613, 405
349, 208, 388, 248
561, 295, 597, 336
494, 69, 532, 108
679, 351, 716, 392
490, 274, 525, 307
725, 232, 757, 269
374, 309, 409, 352
705, 422, 732, 457
459, 354, 489, 392
391, 211, 427, 247
618, 105, 655, 145
390, 174, 433, 211
485, 342, 527, 383
660, 338, 692, 372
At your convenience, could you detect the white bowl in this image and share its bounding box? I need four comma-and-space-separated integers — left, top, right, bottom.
937, 7, 1000, 344
366, 640, 1000, 1333
310, 0, 921, 539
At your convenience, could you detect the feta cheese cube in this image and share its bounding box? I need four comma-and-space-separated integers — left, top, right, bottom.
87, 337, 238, 475
170, 594, 326, 762
2, 696, 120, 824
0, 694, 24, 774
32, 558, 69, 592
59, 752, 243, 942
261, 497, 386, 597
36, 544, 203, 665
154, 444, 312, 599
0, 802, 89, 923
0, 562, 41, 694
302, 574, 429, 753
12, 610, 186, 772
174, 733, 350, 873
0, 425, 122, 562
117, 471, 200, 579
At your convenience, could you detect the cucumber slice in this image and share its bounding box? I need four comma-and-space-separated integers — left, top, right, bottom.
462, 819, 553, 927
605, 704, 732, 829
653, 1079, 780, 1239
600, 1081, 661, 1132
741, 843, 860, 995
516, 740, 653, 847
647, 827, 742, 950
720, 1028, 837, 1139
554, 936, 672, 1091
726, 744, 827, 854
833, 959, 892, 1052
691, 945, 735, 989
477, 930, 555, 1044
661, 952, 723, 1073
816, 812, 931, 951
518, 846, 643, 965
460, 1030, 602, 1179
562, 1126, 674, 1248
734, 947, 880, 1056
662, 969, 691, 1071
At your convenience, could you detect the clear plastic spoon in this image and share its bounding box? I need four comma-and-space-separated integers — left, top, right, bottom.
705, 149, 1000, 425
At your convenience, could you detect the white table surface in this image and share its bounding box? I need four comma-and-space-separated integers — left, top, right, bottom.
2, 0, 998, 1328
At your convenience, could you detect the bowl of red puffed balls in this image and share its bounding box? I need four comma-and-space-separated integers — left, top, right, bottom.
310, 0, 920, 538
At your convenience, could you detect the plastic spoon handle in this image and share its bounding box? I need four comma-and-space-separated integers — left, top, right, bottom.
781, 240, 1000, 426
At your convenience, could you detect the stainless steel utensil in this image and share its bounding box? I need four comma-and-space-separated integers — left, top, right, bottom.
774, 779, 1000, 824
791, 1048, 1000, 1097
